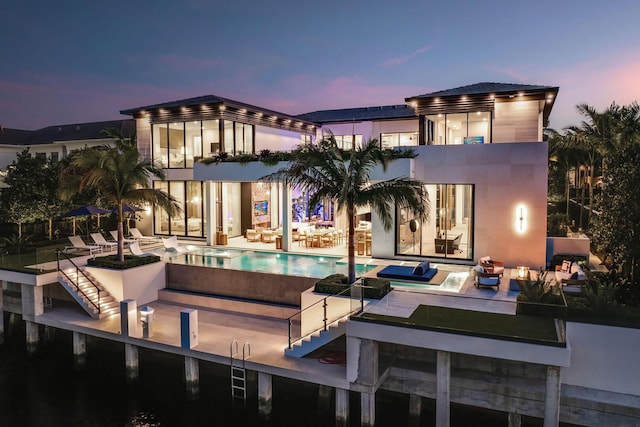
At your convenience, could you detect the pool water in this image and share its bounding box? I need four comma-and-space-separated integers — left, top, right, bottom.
180, 249, 378, 279
391, 271, 467, 293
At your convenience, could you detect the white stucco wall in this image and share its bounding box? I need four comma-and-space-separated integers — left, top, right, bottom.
85, 261, 166, 306
372, 142, 548, 268
563, 322, 640, 396
255, 125, 303, 152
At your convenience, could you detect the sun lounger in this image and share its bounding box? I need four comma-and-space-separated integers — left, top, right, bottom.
109, 230, 137, 244
377, 262, 438, 282
162, 235, 189, 253
90, 233, 117, 252
128, 241, 156, 257
64, 235, 102, 255
129, 228, 161, 244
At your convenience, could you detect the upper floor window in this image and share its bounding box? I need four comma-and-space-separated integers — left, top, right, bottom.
426, 111, 491, 145
381, 132, 419, 149
152, 119, 254, 168
333, 134, 362, 150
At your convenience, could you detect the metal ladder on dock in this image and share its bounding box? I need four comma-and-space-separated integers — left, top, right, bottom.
230, 340, 251, 406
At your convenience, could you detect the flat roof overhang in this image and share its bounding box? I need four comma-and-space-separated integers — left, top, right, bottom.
121, 95, 319, 135
406, 86, 559, 127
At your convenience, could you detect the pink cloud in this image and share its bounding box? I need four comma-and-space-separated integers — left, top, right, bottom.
537, 53, 640, 129
381, 45, 434, 67
241, 74, 434, 115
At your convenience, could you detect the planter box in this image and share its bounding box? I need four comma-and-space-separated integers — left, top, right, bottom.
194, 161, 285, 182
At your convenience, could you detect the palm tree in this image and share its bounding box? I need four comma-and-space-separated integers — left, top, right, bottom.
564, 103, 618, 227
261, 137, 429, 284
60, 138, 181, 262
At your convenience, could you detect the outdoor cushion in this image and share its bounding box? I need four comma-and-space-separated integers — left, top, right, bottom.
377, 265, 438, 282
412, 261, 431, 275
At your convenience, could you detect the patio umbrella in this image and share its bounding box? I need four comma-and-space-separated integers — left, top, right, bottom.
62, 206, 111, 235
111, 204, 144, 233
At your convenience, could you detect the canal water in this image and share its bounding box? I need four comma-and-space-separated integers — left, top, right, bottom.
0, 318, 542, 427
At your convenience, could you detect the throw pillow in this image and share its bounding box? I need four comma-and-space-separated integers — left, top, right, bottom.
561, 260, 572, 273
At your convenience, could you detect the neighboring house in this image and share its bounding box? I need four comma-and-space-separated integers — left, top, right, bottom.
121, 82, 558, 268
0, 120, 135, 168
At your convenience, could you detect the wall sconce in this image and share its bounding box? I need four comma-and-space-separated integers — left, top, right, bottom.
516, 266, 529, 279
515, 204, 527, 233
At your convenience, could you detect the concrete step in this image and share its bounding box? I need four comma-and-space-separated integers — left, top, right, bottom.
285, 321, 347, 358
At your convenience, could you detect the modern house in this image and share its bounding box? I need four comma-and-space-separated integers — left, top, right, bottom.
121, 82, 558, 268
3, 82, 638, 427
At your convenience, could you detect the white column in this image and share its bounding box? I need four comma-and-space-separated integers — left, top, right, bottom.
543, 366, 561, 427
120, 299, 138, 337
73, 331, 86, 369
281, 184, 292, 252
335, 387, 349, 427
258, 371, 272, 420
221, 183, 229, 242
436, 350, 451, 427
184, 356, 199, 399
205, 181, 216, 245
21, 283, 43, 321
125, 343, 139, 383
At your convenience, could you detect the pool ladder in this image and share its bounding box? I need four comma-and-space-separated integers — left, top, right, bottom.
230, 340, 251, 406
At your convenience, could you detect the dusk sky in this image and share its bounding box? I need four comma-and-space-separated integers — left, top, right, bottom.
1, 0, 639, 130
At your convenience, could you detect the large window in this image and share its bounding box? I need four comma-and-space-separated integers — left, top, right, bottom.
426, 112, 491, 145
333, 134, 362, 150
153, 180, 204, 237
381, 132, 419, 148
396, 184, 474, 260
152, 119, 254, 167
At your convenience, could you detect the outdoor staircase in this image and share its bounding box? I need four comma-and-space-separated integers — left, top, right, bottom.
285, 319, 347, 358
57, 266, 120, 319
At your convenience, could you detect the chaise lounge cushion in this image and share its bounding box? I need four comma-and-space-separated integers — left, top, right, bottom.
412, 261, 430, 275
377, 265, 438, 282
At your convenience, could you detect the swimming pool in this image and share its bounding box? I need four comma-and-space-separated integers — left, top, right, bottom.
179, 249, 378, 279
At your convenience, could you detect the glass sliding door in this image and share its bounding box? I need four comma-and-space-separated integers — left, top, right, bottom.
168, 122, 185, 168
152, 123, 169, 167
186, 181, 203, 237
185, 121, 201, 168
396, 183, 473, 260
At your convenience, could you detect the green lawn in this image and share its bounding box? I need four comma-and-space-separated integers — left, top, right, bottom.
359, 305, 563, 347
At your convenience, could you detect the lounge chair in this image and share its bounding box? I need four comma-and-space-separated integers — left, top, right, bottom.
473, 256, 505, 288
162, 235, 189, 253
129, 228, 161, 244
128, 241, 156, 257
109, 230, 137, 244
90, 233, 117, 252
64, 235, 102, 255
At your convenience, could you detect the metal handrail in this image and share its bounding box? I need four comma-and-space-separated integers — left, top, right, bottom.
287, 279, 367, 349
56, 250, 101, 313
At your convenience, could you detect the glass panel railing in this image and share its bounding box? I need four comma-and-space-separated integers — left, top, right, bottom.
287, 284, 363, 350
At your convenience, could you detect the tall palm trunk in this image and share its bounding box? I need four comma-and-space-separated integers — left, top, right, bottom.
347, 206, 356, 284
117, 203, 125, 262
